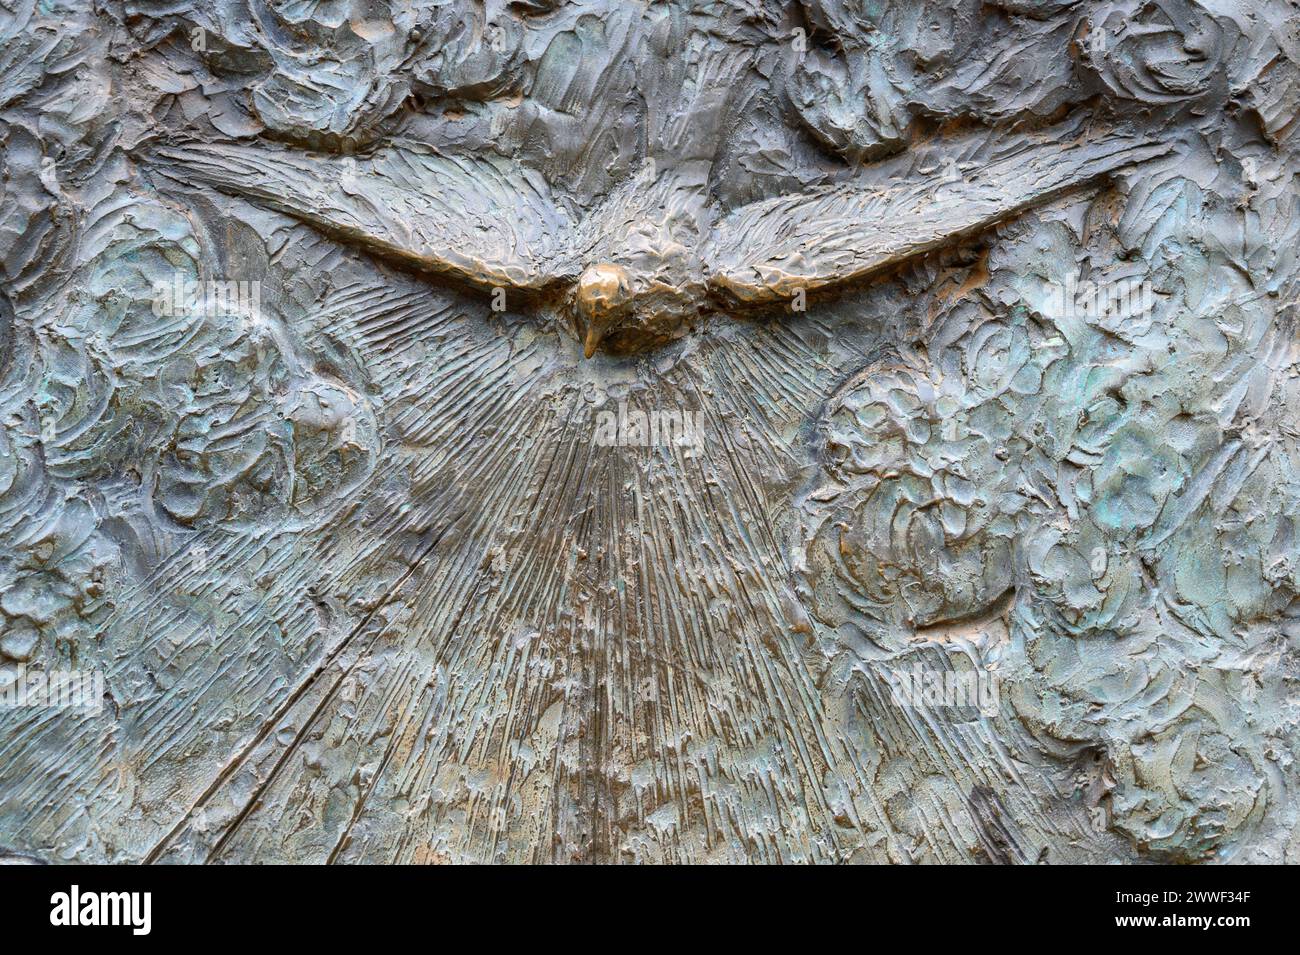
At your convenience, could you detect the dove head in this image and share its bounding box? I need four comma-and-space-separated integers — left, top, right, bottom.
574, 259, 706, 358
572, 163, 714, 358
572, 240, 709, 358
577, 263, 634, 357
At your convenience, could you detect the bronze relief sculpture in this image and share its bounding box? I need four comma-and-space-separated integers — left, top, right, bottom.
1, 0, 1298, 864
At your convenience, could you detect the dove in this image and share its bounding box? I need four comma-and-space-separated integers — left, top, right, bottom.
147, 121, 1168, 359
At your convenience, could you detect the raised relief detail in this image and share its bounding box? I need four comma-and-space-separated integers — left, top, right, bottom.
2, 0, 1298, 865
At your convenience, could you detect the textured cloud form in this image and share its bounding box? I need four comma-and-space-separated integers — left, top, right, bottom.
1, 0, 1298, 864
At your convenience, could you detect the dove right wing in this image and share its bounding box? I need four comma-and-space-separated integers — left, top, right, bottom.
705, 124, 1173, 306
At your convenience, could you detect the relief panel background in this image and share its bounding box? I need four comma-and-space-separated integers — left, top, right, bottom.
1, 0, 1298, 864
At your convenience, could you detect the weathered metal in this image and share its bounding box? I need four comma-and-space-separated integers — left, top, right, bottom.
1, 0, 1297, 864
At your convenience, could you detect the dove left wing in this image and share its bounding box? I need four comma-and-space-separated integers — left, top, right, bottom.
705, 126, 1172, 305
150, 141, 575, 293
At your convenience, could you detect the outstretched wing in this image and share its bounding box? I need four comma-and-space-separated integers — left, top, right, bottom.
149, 141, 574, 293
705, 126, 1172, 304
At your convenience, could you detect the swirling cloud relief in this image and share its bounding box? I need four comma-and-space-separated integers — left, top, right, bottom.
1, 0, 1298, 865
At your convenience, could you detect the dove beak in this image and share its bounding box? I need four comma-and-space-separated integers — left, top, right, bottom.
583, 326, 603, 359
